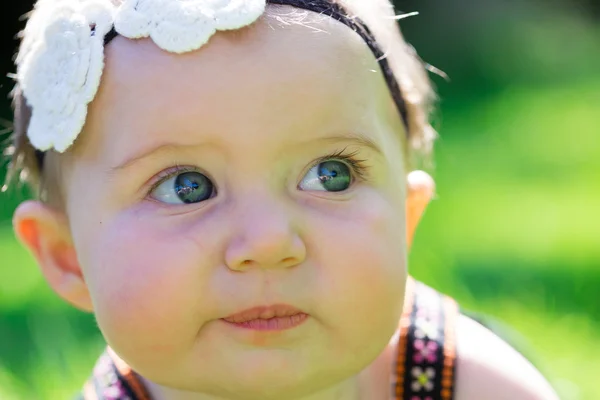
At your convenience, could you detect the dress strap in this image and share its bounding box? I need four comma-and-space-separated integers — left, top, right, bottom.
79, 348, 150, 400
393, 277, 459, 400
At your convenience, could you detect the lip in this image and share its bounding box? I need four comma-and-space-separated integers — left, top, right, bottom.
222, 304, 308, 331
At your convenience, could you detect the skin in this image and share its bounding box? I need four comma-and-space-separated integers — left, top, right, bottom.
12, 6, 559, 400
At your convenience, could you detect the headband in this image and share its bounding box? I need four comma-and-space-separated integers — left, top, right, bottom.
16, 0, 408, 167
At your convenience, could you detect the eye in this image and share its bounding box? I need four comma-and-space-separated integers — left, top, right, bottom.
299, 160, 352, 192
151, 171, 216, 204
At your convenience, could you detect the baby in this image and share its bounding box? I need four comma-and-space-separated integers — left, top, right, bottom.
6, 0, 559, 399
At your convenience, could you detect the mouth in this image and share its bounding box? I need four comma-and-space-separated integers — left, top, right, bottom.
222, 304, 309, 331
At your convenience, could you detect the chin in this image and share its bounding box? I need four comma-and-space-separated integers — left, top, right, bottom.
210, 380, 331, 400
228, 360, 311, 394
207, 356, 357, 400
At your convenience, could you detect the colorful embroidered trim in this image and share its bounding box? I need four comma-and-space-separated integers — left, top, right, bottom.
394, 277, 458, 400
79, 350, 149, 400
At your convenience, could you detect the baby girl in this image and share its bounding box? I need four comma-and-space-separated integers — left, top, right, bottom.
6, 0, 558, 399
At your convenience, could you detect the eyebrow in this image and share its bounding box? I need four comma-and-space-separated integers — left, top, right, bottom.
110, 132, 382, 173
312, 132, 383, 155
110, 143, 184, 172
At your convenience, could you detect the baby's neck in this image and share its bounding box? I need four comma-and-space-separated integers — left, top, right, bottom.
143, 376, 361, 400
141, 332, 397, 400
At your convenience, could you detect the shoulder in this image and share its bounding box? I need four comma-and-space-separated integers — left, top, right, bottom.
454, 314, 559, 400
399, 279, 559, 400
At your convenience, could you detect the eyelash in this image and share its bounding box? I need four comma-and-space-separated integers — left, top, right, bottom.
146, 148, 370, 195
147, 164, 197, 194
314, 148, 370, 181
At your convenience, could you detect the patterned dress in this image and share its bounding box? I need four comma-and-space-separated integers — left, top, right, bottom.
77, 277, 459, 400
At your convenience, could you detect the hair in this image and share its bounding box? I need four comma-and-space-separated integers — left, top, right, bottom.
3, 0, 437, 201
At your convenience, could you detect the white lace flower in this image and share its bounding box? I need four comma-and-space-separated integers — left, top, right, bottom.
17, 0, 267, 153
18, 0, 116, 152
115, 0, 266, 53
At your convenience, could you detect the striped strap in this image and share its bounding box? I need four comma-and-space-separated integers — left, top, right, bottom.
79, 349, 149, 400
394, 277, 459, 400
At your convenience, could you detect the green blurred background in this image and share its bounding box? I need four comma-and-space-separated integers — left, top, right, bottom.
0, 0, 598, 399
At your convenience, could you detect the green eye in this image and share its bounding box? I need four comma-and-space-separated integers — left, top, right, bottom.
299, 160, 352, 192
151, 171, 215, 204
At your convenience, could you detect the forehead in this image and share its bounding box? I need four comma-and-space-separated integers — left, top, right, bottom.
77, 5, 401, 163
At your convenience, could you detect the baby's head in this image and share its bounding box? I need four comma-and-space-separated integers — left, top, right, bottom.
8, 0, 438, 398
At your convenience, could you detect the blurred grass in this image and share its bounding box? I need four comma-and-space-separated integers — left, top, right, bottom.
0, 226, 105, 400
1, 2, 599, 399
410, 81, 600, 400
0, 80, 598, 399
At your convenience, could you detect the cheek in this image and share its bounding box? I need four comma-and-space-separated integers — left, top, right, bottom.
73, 209, 220, 356
306, 190, 407, 344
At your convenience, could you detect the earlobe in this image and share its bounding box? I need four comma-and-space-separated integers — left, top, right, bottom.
406, 170, 435, 249
13, 200, 93, 312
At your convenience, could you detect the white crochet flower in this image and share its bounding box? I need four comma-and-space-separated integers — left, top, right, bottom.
17, 0, 266, 153
18, 0, 116, 152
115, 0, 266, 53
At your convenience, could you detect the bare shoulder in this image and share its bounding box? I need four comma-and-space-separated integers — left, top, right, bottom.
454, 314, 559, 400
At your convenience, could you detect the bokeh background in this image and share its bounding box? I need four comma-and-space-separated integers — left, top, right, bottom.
0, 0, 598, 399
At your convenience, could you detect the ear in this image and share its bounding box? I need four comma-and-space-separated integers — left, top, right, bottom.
406, 170, 435, 249
13, 200, 93, 312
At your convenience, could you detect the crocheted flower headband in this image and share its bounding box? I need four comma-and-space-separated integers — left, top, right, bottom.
16, 0, 408, 159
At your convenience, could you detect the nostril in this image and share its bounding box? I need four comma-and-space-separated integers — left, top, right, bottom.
229, 256, 301, 271
282, 257, 297, 266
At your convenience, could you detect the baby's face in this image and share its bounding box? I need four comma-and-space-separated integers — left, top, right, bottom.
62, 11, 409, 398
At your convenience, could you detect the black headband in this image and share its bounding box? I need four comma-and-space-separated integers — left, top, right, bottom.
35, 0, 408, 169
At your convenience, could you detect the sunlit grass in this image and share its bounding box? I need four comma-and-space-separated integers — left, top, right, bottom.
485, 304, 600, 400
1, 81, 599, 399
0, 337, 104, 400
411, 82, 600, 400
420, 81, 600, 264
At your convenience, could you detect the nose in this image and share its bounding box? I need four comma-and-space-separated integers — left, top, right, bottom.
225, 198, 306, 272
